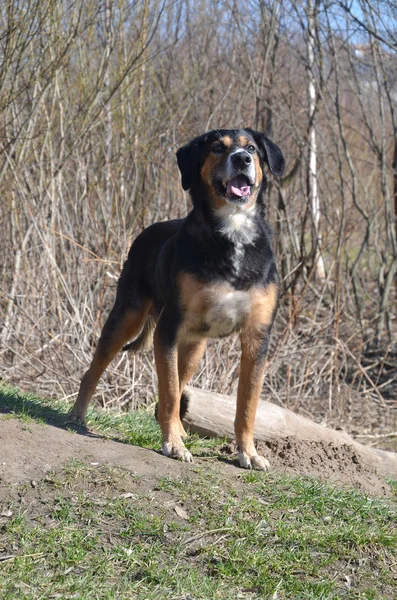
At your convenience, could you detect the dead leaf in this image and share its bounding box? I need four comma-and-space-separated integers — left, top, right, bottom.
174, 504, 188, 520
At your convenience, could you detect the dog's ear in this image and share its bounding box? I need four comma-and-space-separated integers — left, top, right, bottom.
176, 133, 209, 191
245, 129, 285, 177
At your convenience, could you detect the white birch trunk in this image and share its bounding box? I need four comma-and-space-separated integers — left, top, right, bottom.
104, 0, 113, 217
307, 0, 326, 280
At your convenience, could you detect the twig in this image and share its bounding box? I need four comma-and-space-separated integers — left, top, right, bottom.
355, 432, 397, 439
335, 338, 386, 407
183, 527, 233, 546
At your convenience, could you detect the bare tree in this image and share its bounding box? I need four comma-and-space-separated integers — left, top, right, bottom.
0, 0, 396, 434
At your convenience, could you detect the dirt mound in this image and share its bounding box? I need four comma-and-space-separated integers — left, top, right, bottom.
0, 417, 393, 498
257, 437, 391, 497
0, 418, 190, 494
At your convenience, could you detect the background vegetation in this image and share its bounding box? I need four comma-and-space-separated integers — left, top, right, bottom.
1, 0, 396, 435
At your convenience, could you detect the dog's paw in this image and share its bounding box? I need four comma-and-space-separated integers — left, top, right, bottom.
238, 451, 270, 471
66, 413, 87, 427
162, 442, 193, 463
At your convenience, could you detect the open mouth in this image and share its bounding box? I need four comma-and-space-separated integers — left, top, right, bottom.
215, 174, 253, 203
213, 172, 255, 204
226, 175, 251, 199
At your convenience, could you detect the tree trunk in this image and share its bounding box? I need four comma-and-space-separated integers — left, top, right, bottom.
306, 0, 326, 281
183, 386, 397, 478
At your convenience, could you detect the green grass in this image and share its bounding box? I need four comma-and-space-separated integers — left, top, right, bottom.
1, 383, 397, 599
0, 382, 223, 455
1, 464, 396, 599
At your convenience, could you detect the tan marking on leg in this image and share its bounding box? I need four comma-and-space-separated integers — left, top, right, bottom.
178, 340, 207, 390
69, 302, 152, 423
234, 345, 269, 471
177, 340, 207, 436
177, 275, 208, 436
154, 330, 192, 462
247, 283, 278, 332
234, 283, 278, 470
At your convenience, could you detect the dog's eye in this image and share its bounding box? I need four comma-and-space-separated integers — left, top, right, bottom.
247, 145, 256, 153
212, 144, 225, 153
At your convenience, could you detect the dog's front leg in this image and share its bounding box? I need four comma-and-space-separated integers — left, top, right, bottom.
154, 310, 192, 463
235, 327, 272, 471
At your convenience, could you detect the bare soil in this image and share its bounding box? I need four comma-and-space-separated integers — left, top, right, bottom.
0, 417, 393, 500
257, 437, 392, 497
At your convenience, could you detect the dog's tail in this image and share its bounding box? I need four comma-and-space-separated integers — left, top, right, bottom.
122, 315, 155, 353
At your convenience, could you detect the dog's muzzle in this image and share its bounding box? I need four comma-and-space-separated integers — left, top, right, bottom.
225, 151, 255, 203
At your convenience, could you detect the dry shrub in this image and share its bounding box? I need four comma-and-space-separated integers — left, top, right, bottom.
0, 0, 396, 435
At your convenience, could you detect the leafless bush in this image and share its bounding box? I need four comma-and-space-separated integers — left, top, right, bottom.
0, 0, 396, 433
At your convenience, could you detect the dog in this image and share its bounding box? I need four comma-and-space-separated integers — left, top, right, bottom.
69, 128, 285, 470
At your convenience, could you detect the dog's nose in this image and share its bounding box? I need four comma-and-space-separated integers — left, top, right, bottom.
231, 151, 252, 168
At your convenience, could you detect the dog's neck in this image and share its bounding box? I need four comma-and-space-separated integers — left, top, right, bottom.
189, 180, 267, 246
212, 203, 258, 245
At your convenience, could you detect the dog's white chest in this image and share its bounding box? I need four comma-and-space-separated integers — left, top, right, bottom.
205, 290, 250, 337
187, 287, 251, 339
180, 274, 255, 341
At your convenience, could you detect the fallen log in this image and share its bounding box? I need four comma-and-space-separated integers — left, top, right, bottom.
183, 386, 397, 478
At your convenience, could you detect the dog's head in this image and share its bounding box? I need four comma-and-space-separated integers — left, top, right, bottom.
176, 129, 285, 209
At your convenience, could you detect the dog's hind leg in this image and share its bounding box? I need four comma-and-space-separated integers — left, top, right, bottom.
177, 340, 207, 437
69, 302, 151, 424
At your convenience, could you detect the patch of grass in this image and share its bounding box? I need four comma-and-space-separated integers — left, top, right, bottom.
1, 383, 397, 598
0, 384, 67, 425
1, 463, 396, 599
0, 382, 224, 454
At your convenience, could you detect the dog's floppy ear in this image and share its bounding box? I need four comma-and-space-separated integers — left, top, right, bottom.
176, 133, 209, 191
245, 129, 285, 177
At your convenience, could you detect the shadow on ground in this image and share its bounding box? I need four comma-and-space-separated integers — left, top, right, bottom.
0, 385, 241, 469
0, 386, 101, 439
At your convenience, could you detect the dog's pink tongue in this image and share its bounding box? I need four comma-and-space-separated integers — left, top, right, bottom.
227, 176, 251, 197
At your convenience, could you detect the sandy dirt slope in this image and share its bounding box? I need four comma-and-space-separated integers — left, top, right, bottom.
0, 417, 393, 498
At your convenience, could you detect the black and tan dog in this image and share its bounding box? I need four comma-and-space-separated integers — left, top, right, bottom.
69, 128, 285, 470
